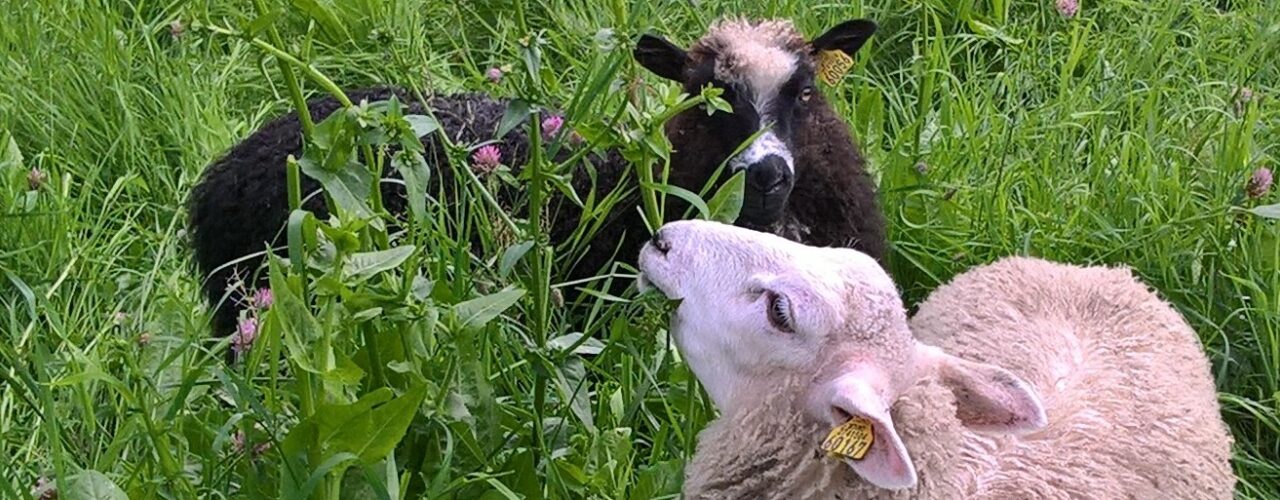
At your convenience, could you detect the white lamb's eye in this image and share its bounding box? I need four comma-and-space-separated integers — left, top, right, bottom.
766, 291, 795, 333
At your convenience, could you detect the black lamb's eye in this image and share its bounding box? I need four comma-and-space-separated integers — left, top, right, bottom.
766, 291, 795, 333
799, 86, 813, 102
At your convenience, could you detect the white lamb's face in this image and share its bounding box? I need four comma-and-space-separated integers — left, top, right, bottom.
636, 219, 910, 410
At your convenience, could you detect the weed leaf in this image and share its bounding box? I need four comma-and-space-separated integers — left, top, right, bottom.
66, 470, 127, 500
497, 99, 533, 139
346, 245, 416, 281
1248, 203, 1280, 219
451, 286, 526, 330
706, 170, 745, 223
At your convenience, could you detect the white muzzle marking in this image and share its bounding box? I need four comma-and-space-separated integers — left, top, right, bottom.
730, 129, 795, 174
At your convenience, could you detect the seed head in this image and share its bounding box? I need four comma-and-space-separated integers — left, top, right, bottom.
485, 67, 503, 84
231, 430, 246, 454
169, 20, 184, 39
1235, 87, 1255, 115
27, 167, 47, 190
471, 145, 502, 174
541, 115, 564, 140
33, 477, 56, 500
1056, 0, 1079, 18
251, 287, 273, 310
232, 316, 259, 357
1246, 167, 1273, 199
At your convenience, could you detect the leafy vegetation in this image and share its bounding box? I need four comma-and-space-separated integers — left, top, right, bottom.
1, 0, 1277, 498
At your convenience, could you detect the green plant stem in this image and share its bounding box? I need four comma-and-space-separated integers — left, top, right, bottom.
363, 324, 388, 389
364, 145, 389, 250
251, 0, 314, 136
526, 110, 552, 486
637, 94, 710, 230
203, 24, 352, 109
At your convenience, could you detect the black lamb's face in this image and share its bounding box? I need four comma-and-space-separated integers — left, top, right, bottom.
634, 18, 877, 228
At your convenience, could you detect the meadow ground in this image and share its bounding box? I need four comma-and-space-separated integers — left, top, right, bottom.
1, 0, 1277, 498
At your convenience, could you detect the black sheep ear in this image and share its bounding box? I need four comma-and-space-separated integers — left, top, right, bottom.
634, 34, 688, 82
810, 19, 877, 56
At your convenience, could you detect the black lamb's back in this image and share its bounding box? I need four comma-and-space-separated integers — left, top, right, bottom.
187, 87, 641, 340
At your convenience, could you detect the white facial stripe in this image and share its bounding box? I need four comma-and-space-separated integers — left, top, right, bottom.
713, 42, 799, 176
731, 130, 795, 174
714, 44, 797, 111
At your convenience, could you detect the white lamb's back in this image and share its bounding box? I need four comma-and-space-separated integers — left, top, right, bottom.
908, 256, 1236, 499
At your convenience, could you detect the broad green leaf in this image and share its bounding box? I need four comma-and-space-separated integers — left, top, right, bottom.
268, 260, 325, 372
496, 99, 532, 139
706, 170, 745, 223
326, 384, 428, 464
315, 389, 395, 444
0, 130, 22, 169
630, 460, 685, 500
322, 353, 366, 386
405, 114, 441, 138
345, 246, 416, 281
1247, 203, 1280, 219
352, 307, 383, 322
393, 152, 430, 224
643, 182, 710, 220
506, 449, 543, 500
451, 286, 526, 330
547, 332, 606, 356
65, 470, 127, 500
299, 157, 374, 220
498, 241, 535, 277
553, 356, 595, 433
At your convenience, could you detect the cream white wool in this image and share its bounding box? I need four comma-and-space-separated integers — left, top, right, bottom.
637, 220, 1236, 499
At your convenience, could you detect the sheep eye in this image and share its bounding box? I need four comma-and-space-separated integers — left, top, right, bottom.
799, 87, 813, 102
765, 291, 795, 333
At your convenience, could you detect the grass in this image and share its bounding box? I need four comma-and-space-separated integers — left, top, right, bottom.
1, 0, 1277, 498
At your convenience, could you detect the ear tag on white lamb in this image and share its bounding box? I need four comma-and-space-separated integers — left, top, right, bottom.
821, 416, 875, 460
817, 50, 854, 86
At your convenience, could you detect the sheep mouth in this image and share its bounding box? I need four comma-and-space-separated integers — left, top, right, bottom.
738, 190, 790, 227
637, 243, 678, 299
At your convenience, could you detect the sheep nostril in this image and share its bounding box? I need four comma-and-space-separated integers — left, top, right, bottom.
748, 155, 791, 194
651, 230, 671, 255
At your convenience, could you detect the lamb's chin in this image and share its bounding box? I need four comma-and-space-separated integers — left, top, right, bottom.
637, 273, 655, 293
637, 272, 681, 300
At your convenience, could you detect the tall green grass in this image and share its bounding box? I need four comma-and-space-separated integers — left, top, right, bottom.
1, 0, 1276, 498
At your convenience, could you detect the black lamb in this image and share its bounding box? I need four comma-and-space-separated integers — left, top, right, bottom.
187, 17, 889, 344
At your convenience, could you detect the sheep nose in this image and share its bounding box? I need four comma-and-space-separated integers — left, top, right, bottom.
747, 155, 791, 194
651, 229, 671, 255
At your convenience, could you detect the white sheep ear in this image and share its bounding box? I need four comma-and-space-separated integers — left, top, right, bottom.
823, 372, 918, 490
915, 344, 1048, 433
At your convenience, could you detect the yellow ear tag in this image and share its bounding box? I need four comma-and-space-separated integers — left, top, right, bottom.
816, 49, 855, 86
821, 416, 875, 460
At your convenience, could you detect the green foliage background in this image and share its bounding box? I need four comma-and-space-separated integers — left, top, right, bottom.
1, 0, 1277, 498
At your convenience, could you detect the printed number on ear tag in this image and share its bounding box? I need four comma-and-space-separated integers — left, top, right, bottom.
821, 416, 874, 460
817, 50, 855, 86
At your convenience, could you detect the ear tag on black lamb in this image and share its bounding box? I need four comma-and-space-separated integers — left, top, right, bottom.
821, 415, 874, 460
817, 50, 855, 86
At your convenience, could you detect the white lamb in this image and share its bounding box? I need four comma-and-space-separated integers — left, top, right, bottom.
637, 220, 1236, 499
